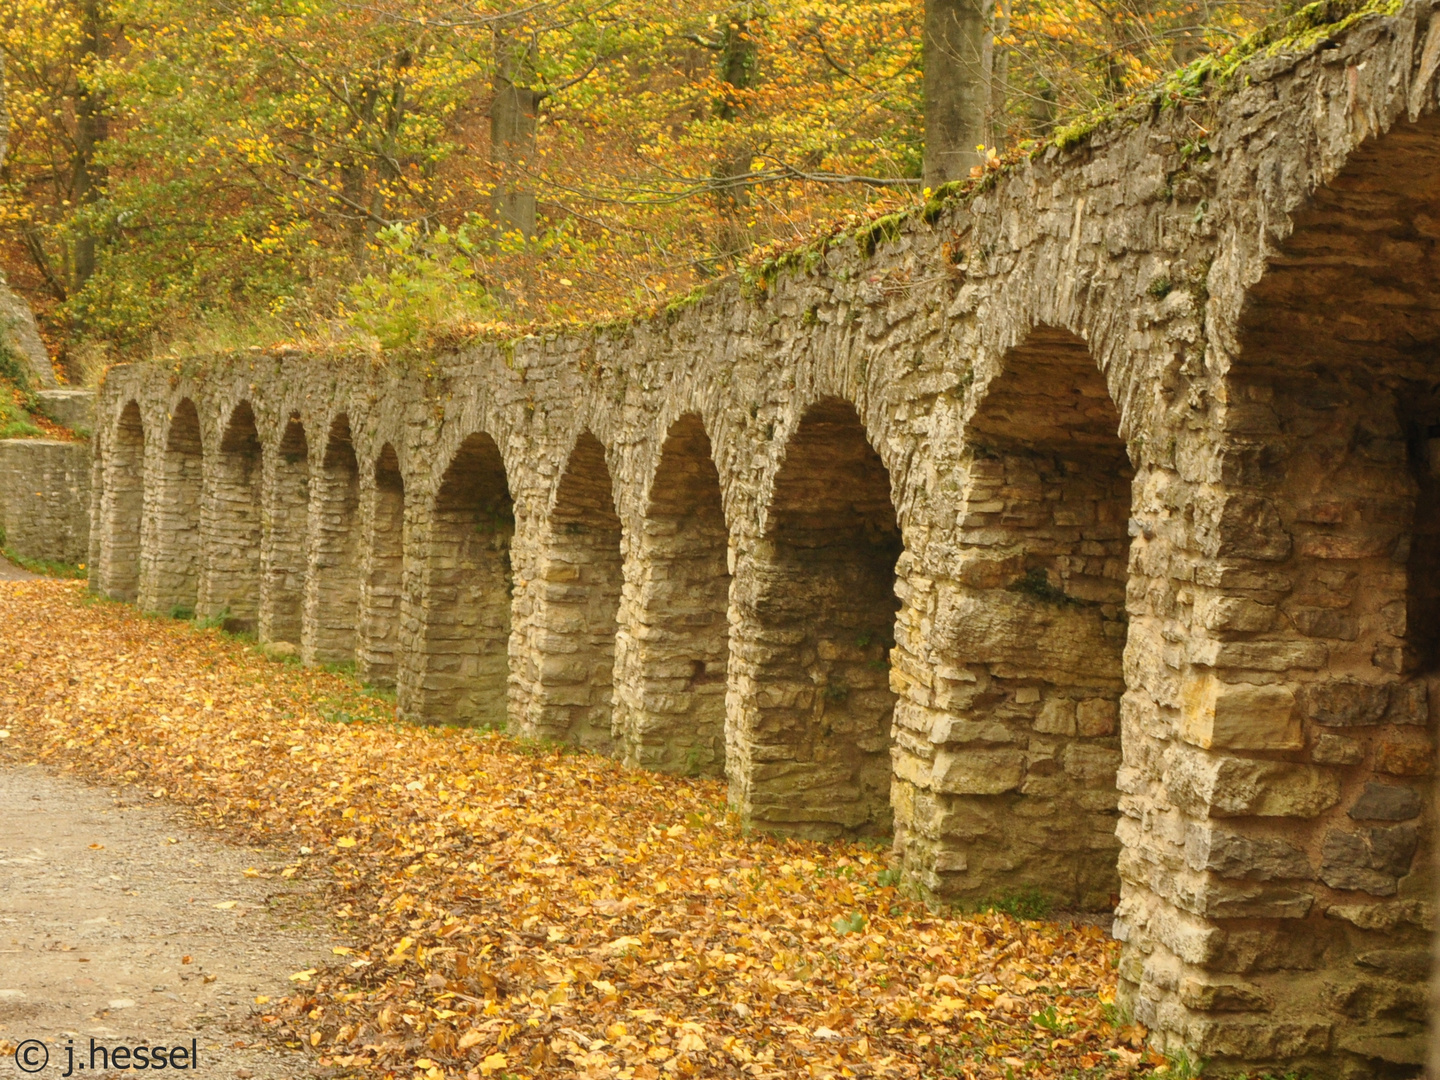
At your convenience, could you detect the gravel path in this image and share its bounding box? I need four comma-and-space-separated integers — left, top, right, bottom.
0, 762, 334, 1080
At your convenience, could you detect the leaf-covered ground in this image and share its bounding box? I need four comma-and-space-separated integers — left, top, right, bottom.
0, 583, 1154, 1079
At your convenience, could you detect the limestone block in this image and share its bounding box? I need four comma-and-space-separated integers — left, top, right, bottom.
1185, 823, 1312, 881
931, 748, 1023, 794
1167, 749, 1340, 819
1179, 977, 1272, 1013
1179, 674, 1300, 751
1034, 697, 1076, 735
1319, 824, 1418, 896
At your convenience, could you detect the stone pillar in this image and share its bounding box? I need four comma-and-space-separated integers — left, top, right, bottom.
198, 402, 262, 631
303, 416, 361, 665
140, 399, 203, 617
518, 432, 622, 751
1115, 371, 1435, 1074
98, 402, 144, 598
613, 415, 730, 775
890, 330, 1128, 910
357, 443, 406, 686
259, 417, 308, 645
402, 431, 513, 726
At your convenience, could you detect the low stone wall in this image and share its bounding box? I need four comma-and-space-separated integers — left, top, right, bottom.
0, 439, 91, 565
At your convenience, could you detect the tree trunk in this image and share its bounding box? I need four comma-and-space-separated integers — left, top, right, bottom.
711, 5, 758, 258
923, 0, 988, 187
490, 30, 539, 239
72, 0, 109, 293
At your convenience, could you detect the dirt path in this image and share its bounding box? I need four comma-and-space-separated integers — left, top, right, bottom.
0, 762, 334, 1080
0, 559, 38, 582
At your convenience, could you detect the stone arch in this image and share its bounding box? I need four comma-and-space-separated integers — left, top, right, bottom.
260, 415, 308, 645
408, 431, 514, 725
1115, 113, 1440, 1076
143, 398, 204, 617
199, 400, 263, 632
359, 443, 407, 687
523, 431, 623, 751
730, 397, 902, 838
100, 401, 145, 601
614, 413, 731, 774
891, 326, 1130, 909
304, 413, 362, 665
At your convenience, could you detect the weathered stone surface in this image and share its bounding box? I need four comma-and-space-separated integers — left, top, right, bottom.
1180, 674, 1300, 751
0, 439, 90, 564
1319, 824, 1419, 897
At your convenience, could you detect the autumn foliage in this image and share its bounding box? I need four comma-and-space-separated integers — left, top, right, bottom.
0, 0, 1281, 364
0, 581, 1162, 1078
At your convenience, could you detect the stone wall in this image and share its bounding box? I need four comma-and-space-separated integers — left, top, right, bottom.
0, 439, 90, 565
87, 3, 1440, 1074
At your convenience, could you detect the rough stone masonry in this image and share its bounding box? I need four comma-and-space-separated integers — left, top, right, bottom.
86, 2, 1440, 1073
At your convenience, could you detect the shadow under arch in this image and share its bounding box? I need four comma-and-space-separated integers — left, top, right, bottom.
614, 413, 731, 775
199, 401, 263, 632
144, 398, 203, 616
305, 413, 361, 665
523, 431, 623, 752
1122, 110, 1440, 1077
407, 431, 514, 726
730, 397, 901, 839
101, 400, 145, 601
359, 442, 407, 687
260, 414, 308, 645
896, 325, 1130, 910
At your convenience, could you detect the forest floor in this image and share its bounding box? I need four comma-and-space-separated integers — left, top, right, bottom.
0, 582, 1153, 1080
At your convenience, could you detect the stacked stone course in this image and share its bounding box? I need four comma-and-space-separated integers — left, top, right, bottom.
88, 5, 1440, 1073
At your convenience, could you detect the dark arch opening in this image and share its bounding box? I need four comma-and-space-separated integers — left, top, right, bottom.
201, 401, 262, 633
736, 398, 901, 839
306, 414, 361, 665
616, 414, 731, 774
904, 326, 1129, 911
360, 443, 406, 687
413, 432, 514, 726
261, 415, 308, 645
528, 431, 623, 751
102, 401, 145, 601
150, 399, 203, 617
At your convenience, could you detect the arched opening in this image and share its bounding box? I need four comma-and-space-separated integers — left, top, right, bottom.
359, 443, 406, 687
147, 398, 203, 618
101, 401, 145, 601
412, 432, 513, 725
527, 432, 623, 751
304, 414, 361, 665
1118, 113, 1438, 1077
732, 399, 901, 839
200, 401, 262, 633
897, 327, 1129, 910
615, 415, 731, 774
260, 415, 308, 645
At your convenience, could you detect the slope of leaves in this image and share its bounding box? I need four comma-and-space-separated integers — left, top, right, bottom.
0, 581, 1155, 1079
